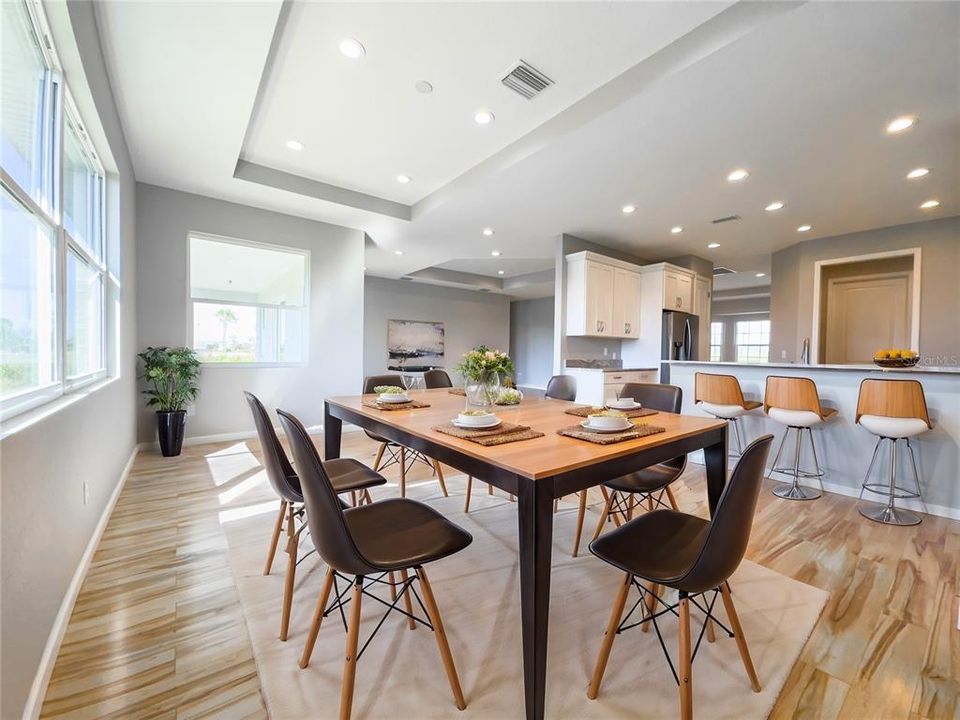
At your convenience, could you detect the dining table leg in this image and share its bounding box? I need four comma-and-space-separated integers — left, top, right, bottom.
702, 425, 729, 517
324, 402, 343, 460
517, 475, 555, 720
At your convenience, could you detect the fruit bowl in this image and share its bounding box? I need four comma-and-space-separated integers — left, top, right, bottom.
873, 357, 920, 368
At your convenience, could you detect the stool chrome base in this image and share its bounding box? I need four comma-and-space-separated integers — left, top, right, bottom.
858, 503, 921, 526
767, 425, 825, 501
772, 482, 822, 501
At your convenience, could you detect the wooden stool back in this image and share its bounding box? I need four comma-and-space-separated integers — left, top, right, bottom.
855, 379, 931, 427
695, 372, 746, 407
763, 376, 829, 419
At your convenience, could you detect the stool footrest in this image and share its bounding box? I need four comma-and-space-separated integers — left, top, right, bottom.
861, 481, 921, 501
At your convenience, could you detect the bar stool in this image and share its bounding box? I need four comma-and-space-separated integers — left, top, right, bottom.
855, 379, 931, 526
694, 372, 762, 456
763, 376, 837, 500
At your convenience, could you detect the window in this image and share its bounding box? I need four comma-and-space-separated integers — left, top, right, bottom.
735, 320, 770, 364
1, 0, 109, 421
189, 235, 308, 364
710, 321, 723, 362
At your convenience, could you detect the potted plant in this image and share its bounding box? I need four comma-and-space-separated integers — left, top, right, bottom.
455, 345, 514, 408
138, 346, 201, 457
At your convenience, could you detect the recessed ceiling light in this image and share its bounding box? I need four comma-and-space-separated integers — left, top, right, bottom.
707, 242, 720, 249
394, 249, 403, 255
765, 201, 784, 212
286, 139, 303, 151
498, 270, 505, 275
727, 168, 750, 182
886, 115, 916, 134
906, 168, 930, 179
671, 226, 683, 234
396, 174, 411, 184
339, 38, 365, 59
797, 224, 812, 232
755, 272, 766, 278
622, 204, 636, 214
491, 250, 501, 257
920, 199, 940, 209
415, 80, 433, 94
482, 228, 495, 237
474, 109, 495, 125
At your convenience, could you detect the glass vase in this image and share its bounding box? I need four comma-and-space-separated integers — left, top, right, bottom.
464, 370, 501, 408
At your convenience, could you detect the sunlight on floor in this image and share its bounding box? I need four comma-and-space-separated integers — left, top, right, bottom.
218, 469, 268, 505
219, 500, 277, 525
205, 442, 261, 486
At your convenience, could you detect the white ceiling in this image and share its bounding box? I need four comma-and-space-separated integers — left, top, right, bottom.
95, 1, 959, 299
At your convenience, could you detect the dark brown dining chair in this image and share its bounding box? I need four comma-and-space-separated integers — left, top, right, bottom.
277, 409, 472, 720
244, 391, 387, 641
363, 374, 449, 498
587, 434, 773, 720
588, 383, 686, 550
545, 374, 577, 402
423, 368, 453, 389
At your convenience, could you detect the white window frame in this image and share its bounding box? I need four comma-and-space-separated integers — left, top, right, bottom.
186, 232, 310, 368
0, 0, 109, 422
734, 319, 771, 364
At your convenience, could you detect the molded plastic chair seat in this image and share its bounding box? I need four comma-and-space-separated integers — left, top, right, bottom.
590, 510, 710, 592
345, 498, 472, 571
858, 414, 928, 439
696, 399, 762, 419
604, 463, 683, 495
767, 406, 836, 428
324, 458, 390, 493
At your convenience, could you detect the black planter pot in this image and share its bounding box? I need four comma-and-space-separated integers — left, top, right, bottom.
157, 410, 186, 457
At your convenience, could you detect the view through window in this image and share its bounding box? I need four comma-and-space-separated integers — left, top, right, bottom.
735, 319, 771, 364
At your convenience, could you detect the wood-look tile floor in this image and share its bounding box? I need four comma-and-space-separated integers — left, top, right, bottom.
41, 433, 960, 719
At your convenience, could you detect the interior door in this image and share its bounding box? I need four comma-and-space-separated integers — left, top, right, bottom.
824, 272, 910, 363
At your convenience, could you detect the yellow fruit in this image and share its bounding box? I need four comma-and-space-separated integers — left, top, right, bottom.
889, 350, 902, 359
904, 350, 918, 359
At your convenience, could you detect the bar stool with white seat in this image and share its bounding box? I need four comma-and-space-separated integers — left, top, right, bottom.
694, 372, 762, 456
764, 376, 837, 500
856, 378, 931, 526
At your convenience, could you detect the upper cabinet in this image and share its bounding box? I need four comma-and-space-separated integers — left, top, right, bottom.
566, 252, 641, 338
663, 267, 694, 312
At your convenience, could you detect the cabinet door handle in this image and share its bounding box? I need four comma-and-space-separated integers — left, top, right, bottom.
596, 320, 601, 332
600, 320, 605, 332
676, 297, 682, 308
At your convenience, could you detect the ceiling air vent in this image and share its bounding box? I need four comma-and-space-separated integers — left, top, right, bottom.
501, 60, 553, 100
713, 266, 737, 276
711, 214, 741, 225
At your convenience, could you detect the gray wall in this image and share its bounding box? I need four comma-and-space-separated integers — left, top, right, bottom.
712, 289, 771, 317
363, 277, 510, 384
509, 297, 555, 388
135, 183, 365, 440
770, 216, 960, 364
0, 2, 138, 717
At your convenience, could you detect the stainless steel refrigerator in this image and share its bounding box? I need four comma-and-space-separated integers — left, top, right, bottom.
660, 310, 699, 383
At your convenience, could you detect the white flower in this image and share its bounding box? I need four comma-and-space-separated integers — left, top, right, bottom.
485, 351, 496, 360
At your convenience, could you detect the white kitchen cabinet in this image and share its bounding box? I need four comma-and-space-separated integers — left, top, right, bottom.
564, 368, 660, 406
694, 274, 712, 359
612, 267, 641, 338
663, 269, 694, 312
566, 252, 641, 338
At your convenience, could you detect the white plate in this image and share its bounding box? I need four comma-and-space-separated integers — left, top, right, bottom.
580, 420, 632, 433
453, 418, 502, 429
606, 400, 640, 410
378, 394, 410, 403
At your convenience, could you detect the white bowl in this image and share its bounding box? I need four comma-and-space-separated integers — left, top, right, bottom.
379, 393, 410, 403
457, 412, 497, 427
607, 398, 638, 410
585, 414, 632, 430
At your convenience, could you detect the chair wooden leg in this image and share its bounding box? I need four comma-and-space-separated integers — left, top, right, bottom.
417, 567, 466, 710
665, 485, 680, 511
553, 498, 560, 513
339, 578, 364, 720
388, 571, 397, 602
706, 616, 716, 643
299, 567, 335, 668
592, 491, 613, 541
487, 483, 493, 496
571, 490, 588, 557
720, 582, 761, 692
464, 476, 473, 513
641, 582, 660, 634
280, 506, 299, 641
627, 494, 636, 521
645, 495, 654, 512
587, 572, 631, 699
362, 489, 373, 505
399, 569, 416, 630
399, 447, 407, 498
263, 500, 287, 575
433, 460, 449, 497
351, 490, 358, 506
678, 596, 693, 720
372, 443, 387, 472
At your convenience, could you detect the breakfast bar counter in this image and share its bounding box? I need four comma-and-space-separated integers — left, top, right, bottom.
669, 361, 960, 518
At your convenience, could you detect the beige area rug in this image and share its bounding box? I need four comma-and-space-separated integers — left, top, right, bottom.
219, 472, 828, 719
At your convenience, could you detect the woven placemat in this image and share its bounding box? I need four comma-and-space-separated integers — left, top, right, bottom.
433, 422, 544, 446
564, 405, 658, 419
557, 423, 666, 445
361, 398, 431, 411
448, 388, 467, 396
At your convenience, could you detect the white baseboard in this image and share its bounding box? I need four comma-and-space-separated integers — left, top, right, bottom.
22, 445, 139, 720
137, 423, 354, 452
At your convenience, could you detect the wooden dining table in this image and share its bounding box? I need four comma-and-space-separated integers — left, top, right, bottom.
324, 389, 728, 720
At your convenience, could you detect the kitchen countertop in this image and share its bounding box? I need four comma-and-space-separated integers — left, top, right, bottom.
668, 360, 960, 375
565, 366, 659, 373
